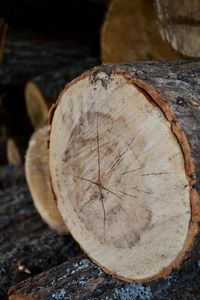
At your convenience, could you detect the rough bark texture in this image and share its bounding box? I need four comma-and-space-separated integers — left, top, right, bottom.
155, 0, 200, 57
0, 30, 99, 137
8, 237, 200, 299
1, 32, 97, 87
0, 182, 81, 299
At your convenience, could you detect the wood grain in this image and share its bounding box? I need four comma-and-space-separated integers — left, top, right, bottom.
49, 61, 200, 282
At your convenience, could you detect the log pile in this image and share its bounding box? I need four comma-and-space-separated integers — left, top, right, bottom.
1, 1, 200, 299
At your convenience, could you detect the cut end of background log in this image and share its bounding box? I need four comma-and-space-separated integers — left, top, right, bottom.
155, 0, 200, 57
25, 82, 50, 130
101, 0, 182, 62
7, 138, 22, 166
49, 63, 200, 283
25, 125, 68, 235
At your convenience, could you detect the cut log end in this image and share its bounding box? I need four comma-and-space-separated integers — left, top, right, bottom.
49, 67, 196, 282
25, 82, 49, 130
25, 125, 68, 235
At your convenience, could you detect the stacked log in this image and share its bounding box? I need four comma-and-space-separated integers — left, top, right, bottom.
49, 60, 200, 283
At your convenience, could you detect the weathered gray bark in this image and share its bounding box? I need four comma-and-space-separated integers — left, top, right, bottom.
0, 30, 98, 136
8, 237, 200, 299
0, 183, 81, 300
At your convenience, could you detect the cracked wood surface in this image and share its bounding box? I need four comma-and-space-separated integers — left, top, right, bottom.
25, 125, 68, 235
49, 60, 200, 282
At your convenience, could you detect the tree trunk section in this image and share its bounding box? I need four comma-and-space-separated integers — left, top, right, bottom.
155, 0, 200, 57
0, 183, 81, 299
8, 235, 200, 299
49, 60, 200, 283
101, 0, 182, 63
25, 125, 68, 234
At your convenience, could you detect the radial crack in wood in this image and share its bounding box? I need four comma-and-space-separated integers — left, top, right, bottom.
49, 62, 200, 282
25, 125, 68, 235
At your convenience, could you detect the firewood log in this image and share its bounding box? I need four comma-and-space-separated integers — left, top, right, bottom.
49, 60, 200, 283
8, 235, 200, 300
0, 19, 7, 63
155, 0, 200, 57
25, 125, 68, 235
101, 0, 182, 62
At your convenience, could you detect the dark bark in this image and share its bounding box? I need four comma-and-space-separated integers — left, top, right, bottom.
1, 32, 98, 87
0, 183, 81, 299
8, 236, 200, 300
28, 60, 98, 104
0, 30, 99, 136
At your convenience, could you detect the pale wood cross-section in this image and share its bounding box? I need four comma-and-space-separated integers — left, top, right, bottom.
25, 125, 68, 235
49, 64, 198, 282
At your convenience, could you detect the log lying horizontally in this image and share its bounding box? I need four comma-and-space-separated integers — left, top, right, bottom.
49, 60, 200, 283
8, 234, 200, 299
25, 125, 68, 234
0, 183, 80, 299
101, 0, 182, 62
